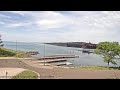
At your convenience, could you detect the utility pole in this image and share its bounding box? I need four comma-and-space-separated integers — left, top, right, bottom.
16, 40, 18, 58
16, 40, 17, 52
44, 44, 45, 66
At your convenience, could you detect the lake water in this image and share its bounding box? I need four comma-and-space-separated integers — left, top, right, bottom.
3, 41, 120, 67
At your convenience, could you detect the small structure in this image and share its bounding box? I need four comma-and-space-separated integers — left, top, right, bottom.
26, 51, 39, 55
81, 42, 97, 49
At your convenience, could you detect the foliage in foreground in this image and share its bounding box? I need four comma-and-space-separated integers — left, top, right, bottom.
12, 70, 38, 79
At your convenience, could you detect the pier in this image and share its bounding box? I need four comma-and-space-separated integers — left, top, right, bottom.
38, 59, 72, 66
38, 54, 79, 60
36, 54, 78, 66
38, 59, 67, 63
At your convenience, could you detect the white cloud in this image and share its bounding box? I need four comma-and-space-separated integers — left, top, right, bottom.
0, 21, 5, 24
6, 11, 25, 16
1, 11, 120, 43
0, 13, 11, 19
6, 22, 31, 28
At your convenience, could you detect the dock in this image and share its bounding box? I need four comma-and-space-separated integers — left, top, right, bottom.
38, 58, 73, 66
38, 59, 67, 63
36, 58, 73, 66
35, 54, 77, 66
38, 54, 79, 60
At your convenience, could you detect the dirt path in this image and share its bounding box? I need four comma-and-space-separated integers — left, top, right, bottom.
0, 68, 26, 79
0, 58, 120, 79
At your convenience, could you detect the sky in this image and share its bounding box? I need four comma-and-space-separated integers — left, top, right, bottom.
0, 11, 120, 43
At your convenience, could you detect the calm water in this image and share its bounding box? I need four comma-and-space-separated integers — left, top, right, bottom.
3, 41, 120, 67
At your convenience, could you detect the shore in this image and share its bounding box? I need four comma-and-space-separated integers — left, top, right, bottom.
0, 57, 120, 79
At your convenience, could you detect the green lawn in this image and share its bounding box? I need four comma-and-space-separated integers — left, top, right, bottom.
12, 70, 39, 79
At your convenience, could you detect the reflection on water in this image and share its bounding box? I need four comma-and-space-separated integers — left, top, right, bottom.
3, 41, 120, 67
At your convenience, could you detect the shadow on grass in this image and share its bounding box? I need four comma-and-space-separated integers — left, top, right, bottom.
109, 66, 120, 70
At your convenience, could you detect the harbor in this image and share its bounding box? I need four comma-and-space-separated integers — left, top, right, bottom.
4, 41, 119, 67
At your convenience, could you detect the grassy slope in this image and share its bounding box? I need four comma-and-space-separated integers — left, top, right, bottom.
0, 48, 16, 57
0, 48, 31, 58
12, 70, 38, 79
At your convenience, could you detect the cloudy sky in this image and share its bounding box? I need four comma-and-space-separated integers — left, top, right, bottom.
0, 11, 120, 43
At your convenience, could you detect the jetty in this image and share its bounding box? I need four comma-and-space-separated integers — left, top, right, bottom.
38, 54, 79, 60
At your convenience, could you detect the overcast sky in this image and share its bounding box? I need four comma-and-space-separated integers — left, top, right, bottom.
0, 11, 120, 43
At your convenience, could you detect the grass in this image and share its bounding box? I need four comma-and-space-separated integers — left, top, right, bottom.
78, 66, 120, 70
16, 51, 31, 58
0, 48, 31, 58
12, 70, 38, 79
0, 48, 16, 57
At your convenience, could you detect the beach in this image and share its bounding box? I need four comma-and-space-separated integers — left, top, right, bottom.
0, 57, 120, 79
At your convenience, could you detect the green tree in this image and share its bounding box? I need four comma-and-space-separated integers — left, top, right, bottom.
95, 41, 120, 69
0, 34, 4, 47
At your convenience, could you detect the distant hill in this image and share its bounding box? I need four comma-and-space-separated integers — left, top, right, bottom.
45, 42, 97, 49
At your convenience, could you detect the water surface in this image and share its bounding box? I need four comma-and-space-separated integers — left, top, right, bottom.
3, 41, 120, 67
